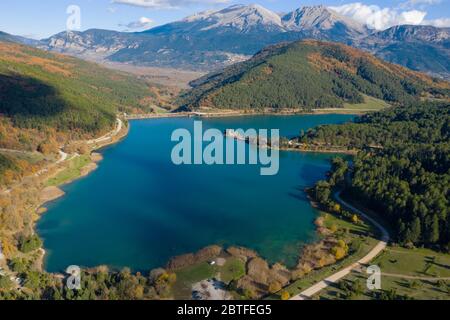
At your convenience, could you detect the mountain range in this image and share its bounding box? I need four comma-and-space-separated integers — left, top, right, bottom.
2, 4, 450, 78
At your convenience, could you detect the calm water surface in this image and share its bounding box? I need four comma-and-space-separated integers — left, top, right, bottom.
37, 114, 355, 272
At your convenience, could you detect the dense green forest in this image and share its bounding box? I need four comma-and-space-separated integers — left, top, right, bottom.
180, 40, 449, 111
305, 102, 450, 248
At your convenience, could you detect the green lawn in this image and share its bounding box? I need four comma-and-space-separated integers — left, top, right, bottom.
172, 262, 217, 299
373, 247, 450, 278
317, 230, 450, 300
319, 265, 450, 300
45, 155, 90, 187
219, 258, 246, 284
344, 95, 391, 111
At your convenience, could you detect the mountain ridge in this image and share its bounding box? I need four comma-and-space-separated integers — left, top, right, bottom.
6, 4, 450, 77
180, 40, 449, 111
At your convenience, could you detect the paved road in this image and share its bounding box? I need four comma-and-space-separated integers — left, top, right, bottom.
291, 192, 390, 300
55, 150, 68, 164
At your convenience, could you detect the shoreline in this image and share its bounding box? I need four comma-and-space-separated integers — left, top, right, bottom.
33, 119, 130, 271
126, 108, 364, 120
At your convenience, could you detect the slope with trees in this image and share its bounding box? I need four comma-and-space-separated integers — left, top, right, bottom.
180, 40, 449, 111
303, 101, 450, 248
0, 40, 166, 185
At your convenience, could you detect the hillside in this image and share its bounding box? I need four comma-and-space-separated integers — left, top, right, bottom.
356, 25, 450, 79
0, 41, 165, 137
0, 41, 162, 184
180, 40, 449, 111
304, 101, 450, 247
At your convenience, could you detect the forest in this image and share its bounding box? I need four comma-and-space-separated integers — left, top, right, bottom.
180, 40, 450, 111
0, 40, 165, 185
305, 101, 449, 248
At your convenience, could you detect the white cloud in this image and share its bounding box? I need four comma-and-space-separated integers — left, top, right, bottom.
112, 0, 229, 10
329, 2, 427, 30
120, 17, 155, 30
403, 0, 441, 6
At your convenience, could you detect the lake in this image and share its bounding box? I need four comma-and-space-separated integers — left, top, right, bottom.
37, 114, 355, 272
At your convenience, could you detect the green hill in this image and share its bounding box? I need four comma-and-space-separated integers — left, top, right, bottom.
0, 41, 158, 135
0, 41, 160, 184
180, 40, 449, 111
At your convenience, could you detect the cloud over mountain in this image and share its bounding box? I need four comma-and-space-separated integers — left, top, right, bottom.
119, 17, 154, 30
329, 2, 426, 30
330, 1, 450, 30
112, 0, 229, 9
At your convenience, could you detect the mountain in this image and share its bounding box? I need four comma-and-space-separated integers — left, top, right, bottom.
180, 40, 449, 111
368, 25, 450, 43
355, 25, 450, 79
173, 4, 286, 33
281, 5, 367, 40
41, 5, 368, 70
0, 31, 41, 46
106, 4, 292, 69
40, 4, 450, 78
39, 29, 136, 61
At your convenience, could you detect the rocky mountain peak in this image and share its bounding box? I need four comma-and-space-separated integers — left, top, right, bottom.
374, 25, 450, 43
282, 5, 366, 34
183, 4, 285, 33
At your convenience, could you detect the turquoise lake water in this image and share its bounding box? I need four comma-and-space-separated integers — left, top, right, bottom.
37, 114, 355, 272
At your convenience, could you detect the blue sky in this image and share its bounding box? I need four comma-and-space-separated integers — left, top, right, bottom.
0, 0, 449, 39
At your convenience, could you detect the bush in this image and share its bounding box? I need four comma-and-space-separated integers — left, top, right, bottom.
280, 291, 291, 300
19, 234, 42, 253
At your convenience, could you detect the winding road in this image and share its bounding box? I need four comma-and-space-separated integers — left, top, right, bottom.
291, 192, 390, 300
87, 118, 123, 145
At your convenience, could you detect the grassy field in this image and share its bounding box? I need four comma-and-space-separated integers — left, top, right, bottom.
171, 257, 246, 299
45, 155, 90, 187
311, 194, 450, 300
319, 246, 450, 300
343, 95, 391, 111
373, 247, 450, 278
219, 257, 246, 284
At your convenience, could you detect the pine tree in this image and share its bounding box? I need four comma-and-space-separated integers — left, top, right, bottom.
427, 214, 440, 244
410, 217, 422, 243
